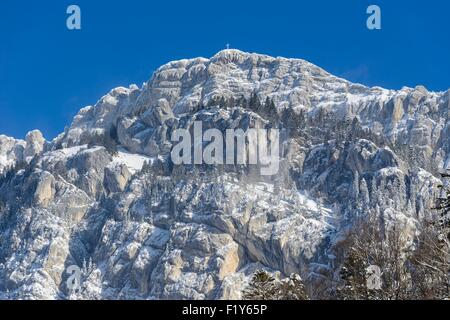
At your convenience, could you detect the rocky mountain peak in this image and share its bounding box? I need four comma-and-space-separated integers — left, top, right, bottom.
0, 130, 46, 174
0, 51, 448, 300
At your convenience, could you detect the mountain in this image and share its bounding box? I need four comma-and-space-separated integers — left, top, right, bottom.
0, 49, 449, 299
0, 131, 45, 174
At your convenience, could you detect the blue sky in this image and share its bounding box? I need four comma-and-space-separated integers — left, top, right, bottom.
0, 0, 449, 139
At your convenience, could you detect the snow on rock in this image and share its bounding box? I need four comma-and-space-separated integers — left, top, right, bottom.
0, 50, 449, 300
111, 149, 154, 174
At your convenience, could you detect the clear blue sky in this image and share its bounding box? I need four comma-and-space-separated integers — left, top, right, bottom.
1, 0, 449, 139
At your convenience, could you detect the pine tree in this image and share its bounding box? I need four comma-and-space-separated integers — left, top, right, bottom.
243, 270, 309, 300
248, 92, 261, 113
243, 270, 278, 300
278, 273, 309, 300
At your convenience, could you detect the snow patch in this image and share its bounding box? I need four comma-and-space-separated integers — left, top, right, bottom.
111, 149, 154, 174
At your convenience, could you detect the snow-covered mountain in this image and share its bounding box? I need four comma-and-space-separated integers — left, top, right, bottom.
0, 49, 448, 299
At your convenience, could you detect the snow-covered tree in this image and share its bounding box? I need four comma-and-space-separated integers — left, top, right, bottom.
243, 270, 308, 300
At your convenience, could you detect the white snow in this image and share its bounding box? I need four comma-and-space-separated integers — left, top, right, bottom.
61, 145, 88, 157
111, 149, 154, 174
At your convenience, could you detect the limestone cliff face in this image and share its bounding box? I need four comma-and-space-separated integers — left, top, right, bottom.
0, 50, 448, 299
0, 135, 25, 174
0, 130, 45, 175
